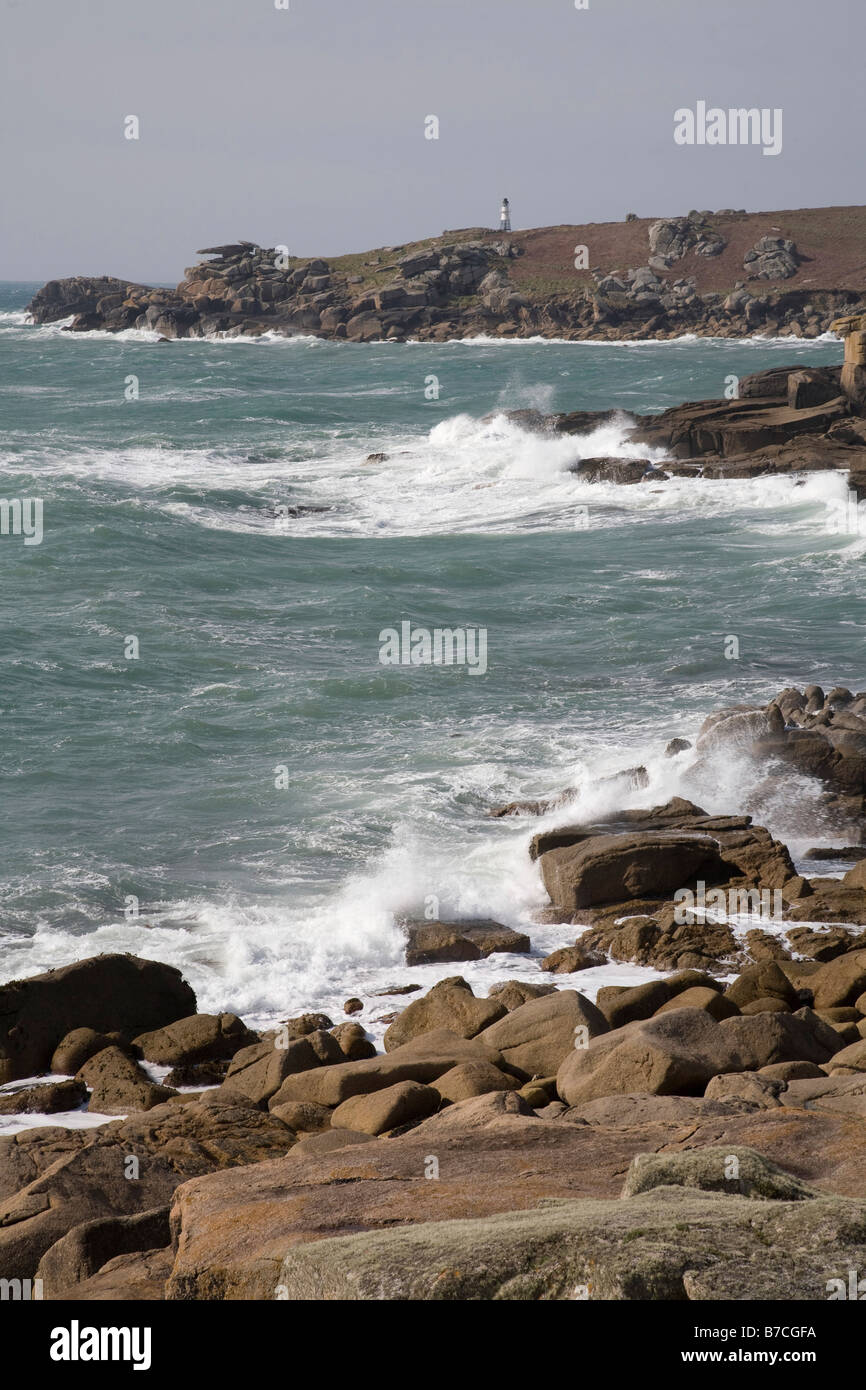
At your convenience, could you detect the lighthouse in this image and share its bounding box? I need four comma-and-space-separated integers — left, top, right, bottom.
500, 197, 511, 233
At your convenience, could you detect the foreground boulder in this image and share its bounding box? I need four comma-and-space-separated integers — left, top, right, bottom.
36, 1207, 171, 1300
162, 1086, 866, 1299
621, 1145, 817, 1201
271, 1180, 866, 1300
0, 1093, 292, 1281
0, 955, 196, 1083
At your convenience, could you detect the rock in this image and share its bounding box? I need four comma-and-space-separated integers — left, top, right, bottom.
720, 1009, 842, 1070
0, 1093, 293, 1282
745, 928, 791, 962
631, 396, 851, 461
163, 1087, 866, 1299
745, 236, 799, 281
786, 927, 857, 962
267, 1030, 503, 1109
811, 951, 866, 1009
724, 961, 798, 1011
281, 1012, 334, 1036
383, 979, 506, 1052
580, 909, 738, 973
665, 738, 692, 756
539, 831, 728, 913
568, 457, 653, 485
760, 1060, 826, 1082
648, 217, 697, 262
523, 1084, 555, 1108
703, 1072, 783, 1108
786, 884, 866, 925
0, 954, 196, 1083
304, 1029, 344, 1065
805, 846, 866, 862
599, 973, 723, 1029
76, 1047, 177, 1114
788, 369, 843, 410
0, 1080, 87, 1115
220, 1037, 320, 1107
740, 997, 791, 1015
846, 860, 866, 890
487, 979, 557, 1011
331, 1081, 441, 1135
561, 1002, 837, 1107
540, 945, 603, 973
403, 919, 530, 966
270, 1183, 866, 1301
268, 1101, 333, 1134
824, 1039, 866, 1072
52, 1246, 173, 1301
330, 1023, 376, 1061
476, 990, 608, 1079
0, 1129, 89, 1205
35, 1207, 170, 1298
343, 998, 363, 1015
164, 1060, 229, 1088
50, 1029, 114, 1075
345, 312, 384, 342
557, 1008, 735, 1106
654, 987, 738, 1021
779, 960, 824, 993
398, 251, 441, 278
132, 1013, 256, 1066
621, 1145, 815, 1200
290, 1129, 377, 1158
432, 1062, 521, 1104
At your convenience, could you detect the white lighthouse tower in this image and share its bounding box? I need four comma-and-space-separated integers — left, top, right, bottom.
500, 197, 512, 233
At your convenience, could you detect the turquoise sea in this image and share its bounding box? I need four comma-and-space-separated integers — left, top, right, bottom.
0, 282, 860, 1031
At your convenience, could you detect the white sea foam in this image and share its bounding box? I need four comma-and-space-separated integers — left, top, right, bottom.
3, 406, 854, 545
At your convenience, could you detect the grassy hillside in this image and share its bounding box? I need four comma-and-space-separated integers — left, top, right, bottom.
329, 206, 866, 305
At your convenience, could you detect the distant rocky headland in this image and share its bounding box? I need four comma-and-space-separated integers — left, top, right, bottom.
27, 205, 866, 343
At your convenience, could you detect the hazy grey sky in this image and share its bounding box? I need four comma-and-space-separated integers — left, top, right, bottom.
1, 0, 862, 281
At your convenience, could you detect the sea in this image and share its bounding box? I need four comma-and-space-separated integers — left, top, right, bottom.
1, 280, 862, 1125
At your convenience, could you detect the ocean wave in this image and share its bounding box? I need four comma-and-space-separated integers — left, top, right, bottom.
442, 331, 843, 348
4, 409, 856, 544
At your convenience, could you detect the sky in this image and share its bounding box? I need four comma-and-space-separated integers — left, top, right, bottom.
1, 0, 863, 281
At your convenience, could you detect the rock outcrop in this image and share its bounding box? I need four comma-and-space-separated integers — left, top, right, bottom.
25, 205, 866, 344
0, 954, 196, 1083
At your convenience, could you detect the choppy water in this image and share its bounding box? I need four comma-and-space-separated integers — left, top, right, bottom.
0, 282, 862, 1043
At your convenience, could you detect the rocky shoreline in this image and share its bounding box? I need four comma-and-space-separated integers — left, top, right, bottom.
3, 681, 866, 1301
25, 207, 866, 345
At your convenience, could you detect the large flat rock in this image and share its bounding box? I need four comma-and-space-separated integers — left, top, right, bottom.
164, 1093, 866, 1299
271, 1183, 866, 1300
